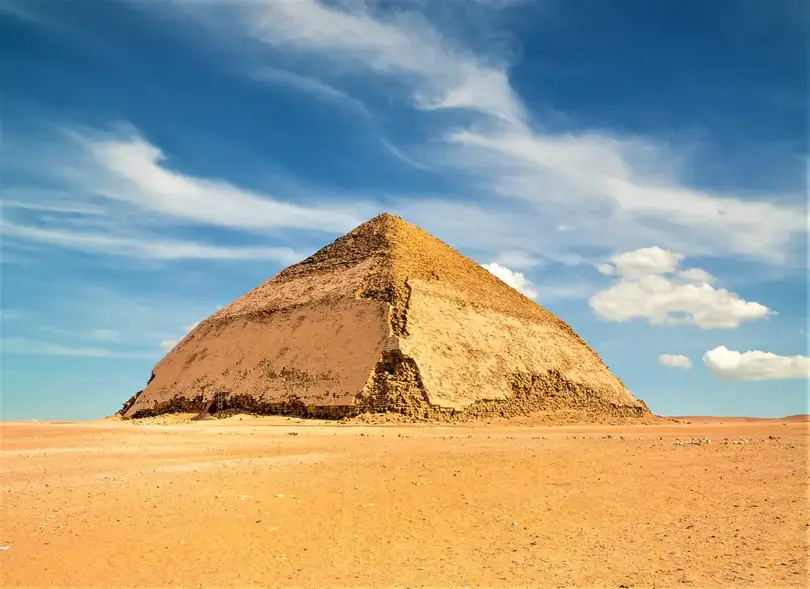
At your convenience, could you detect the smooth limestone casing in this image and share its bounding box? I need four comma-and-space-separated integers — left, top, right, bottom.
400, 279, 634, 411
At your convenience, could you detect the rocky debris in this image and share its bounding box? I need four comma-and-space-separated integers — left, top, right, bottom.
675, 437, 712, 446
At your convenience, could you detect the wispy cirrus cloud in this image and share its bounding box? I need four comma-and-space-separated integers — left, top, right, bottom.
8, 1, 805, 271
5, 0, 806, 315
443, 129, 806, 263
156, 0, 806, 267
6, 285, 220, 358
167, 0, 524, 124
1, 198, 107, 215
1, 219, 303, 262
77, 130, 366, 233
252, 66, 371, 118
2, 337, 156, 359
2, 125, 373, 261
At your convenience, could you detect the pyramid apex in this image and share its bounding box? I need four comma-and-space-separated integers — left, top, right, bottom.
371, 212, 399, 221
356, 212, 409, 229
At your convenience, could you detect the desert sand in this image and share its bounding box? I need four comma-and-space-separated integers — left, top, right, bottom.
1, 416, 807, 588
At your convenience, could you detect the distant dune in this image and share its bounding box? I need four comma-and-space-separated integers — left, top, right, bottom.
669, 415, 809, 423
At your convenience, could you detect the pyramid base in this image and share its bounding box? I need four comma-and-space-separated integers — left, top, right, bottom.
120, 363, 651, 423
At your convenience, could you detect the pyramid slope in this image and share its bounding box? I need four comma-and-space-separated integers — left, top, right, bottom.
122, 214, 649, 420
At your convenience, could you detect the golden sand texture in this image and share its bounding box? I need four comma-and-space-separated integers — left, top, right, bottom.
122, 214, 649, 420
2, 418, 807, 588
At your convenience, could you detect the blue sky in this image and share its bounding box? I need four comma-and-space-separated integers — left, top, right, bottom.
2, 0, 807, 420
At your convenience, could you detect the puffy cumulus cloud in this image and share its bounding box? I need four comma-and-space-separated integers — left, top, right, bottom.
602, 247, 683, 278
589, 248, 772, 329
597, 263, 615, 276
658, 354, 692, 369
703, 346, 810, 381
678, 268, 715, 284
482, 262, 538, 299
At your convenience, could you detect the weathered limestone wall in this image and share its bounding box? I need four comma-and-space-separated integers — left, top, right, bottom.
123, 297, 391, 418
119, 213, 651, 421
397, 279, 646, 414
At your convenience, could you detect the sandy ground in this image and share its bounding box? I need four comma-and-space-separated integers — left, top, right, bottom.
1, 415, 807, 588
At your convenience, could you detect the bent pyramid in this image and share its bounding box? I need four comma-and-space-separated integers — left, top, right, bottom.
122, 213, 650, 420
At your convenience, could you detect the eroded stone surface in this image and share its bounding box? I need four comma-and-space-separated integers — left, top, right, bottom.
122, 213, 650, 421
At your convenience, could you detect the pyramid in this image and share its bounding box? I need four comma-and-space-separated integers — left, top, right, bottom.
121, 213, 650, 420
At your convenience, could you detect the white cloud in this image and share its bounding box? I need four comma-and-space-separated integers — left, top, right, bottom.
232, 0, 524, 123
679, 268, 715, 284
2, 338, 154, 359
597, 263, 615, 276
492, 250, 541, 270
589, 247, 772, 329
482, 262, 538, 299
3, 124, 377, 264
159, 339, 178, 352
533, 282, 597, 303
252, 67, 370, 118
8, 0, 806, 280
80, 131, 364, 233
378, 138, 432, 171
1, 219, 303, 262
391, 198, 588, 268
703, 346, 810, 381
160, 0, 806, 265
604, 247, 683, 278
446, 130, 806, 263
658, 354, 692, 369
1, 198, 106, 215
